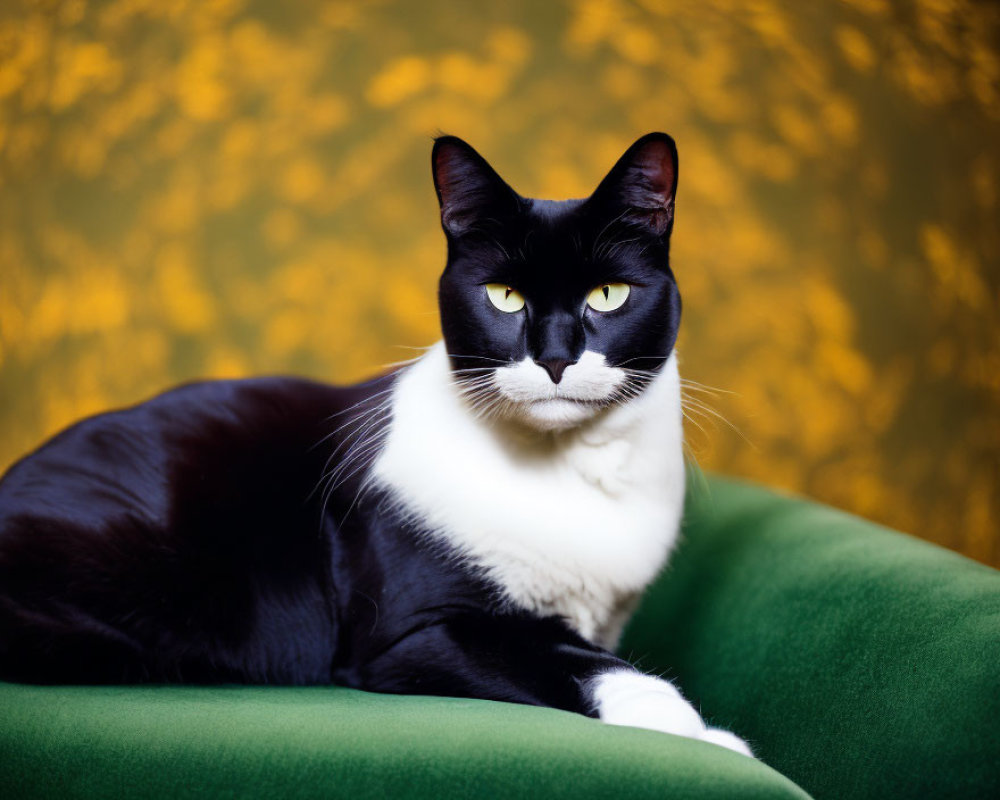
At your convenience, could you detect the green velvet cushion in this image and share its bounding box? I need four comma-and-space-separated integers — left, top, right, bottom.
0, 684, 805, 799
622, 474, 1000, 800
2, 474, 997, 799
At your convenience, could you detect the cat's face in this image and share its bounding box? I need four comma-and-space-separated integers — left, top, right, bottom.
433, 133, 681, 432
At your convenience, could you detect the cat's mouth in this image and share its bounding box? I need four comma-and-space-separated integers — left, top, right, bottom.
449, 351, 631, 431
487, 354, 627, 430
529, 395, 606, 407
494, 397, 598, 432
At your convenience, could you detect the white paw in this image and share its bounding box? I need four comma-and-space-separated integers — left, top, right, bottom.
590, 670, 705, 739
700, 726, 754, 757
590, 670, 754, 757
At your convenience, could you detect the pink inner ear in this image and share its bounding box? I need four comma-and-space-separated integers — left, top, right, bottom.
434, 146, 463, 198
635, 141, 676, 198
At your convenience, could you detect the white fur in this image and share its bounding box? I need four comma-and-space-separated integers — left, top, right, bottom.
590, 670, 753, 757
492, 350, 627, 431
371, 342, 752, 754
372, 341, 685, 649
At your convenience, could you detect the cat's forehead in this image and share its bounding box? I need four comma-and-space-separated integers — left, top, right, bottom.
450, 191, 667, 291
528, 197, 585, 220
504, 198, 654, 279
511, 198, 590, 256
497, 205, 592, 286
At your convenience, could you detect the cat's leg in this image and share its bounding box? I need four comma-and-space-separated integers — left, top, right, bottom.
0, 514, 334, 686
590, 669, 753, 757
356, 609, 753, 756
0, 595, 150, 684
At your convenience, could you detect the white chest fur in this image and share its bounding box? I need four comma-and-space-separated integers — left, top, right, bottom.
372, 343, 686, 650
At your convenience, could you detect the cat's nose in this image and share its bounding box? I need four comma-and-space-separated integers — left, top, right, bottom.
529, 312, 583, 384
535, 357, 574, 384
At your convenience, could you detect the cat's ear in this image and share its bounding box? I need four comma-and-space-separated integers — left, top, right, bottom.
589, 133, 678, 236
432, 136, 520, 237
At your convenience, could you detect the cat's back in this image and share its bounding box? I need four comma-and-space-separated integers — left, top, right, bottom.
0, 375, 364, 528
0, 373, 393, 684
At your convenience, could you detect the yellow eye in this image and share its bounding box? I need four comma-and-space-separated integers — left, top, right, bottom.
586, 283, 630, 312
486, 283, 526, 313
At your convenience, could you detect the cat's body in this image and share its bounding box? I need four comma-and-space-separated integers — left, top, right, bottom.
0, 134, 751, 755
376, 342, 685, 649
0, 345, 677, 687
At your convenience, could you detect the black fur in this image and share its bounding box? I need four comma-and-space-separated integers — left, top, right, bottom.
435, 133, 681, 385
0, 134, 681, 718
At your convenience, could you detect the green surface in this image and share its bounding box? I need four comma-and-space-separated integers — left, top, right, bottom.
622, 475, 1000, 800
2, 474, 998, 799
0, 684, 804, 799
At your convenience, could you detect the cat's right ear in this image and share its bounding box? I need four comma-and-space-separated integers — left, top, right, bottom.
589, 132, 678, 237
432, 137, 520, 237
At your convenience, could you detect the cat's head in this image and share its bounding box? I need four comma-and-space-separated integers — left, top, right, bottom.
433, 133, 681, 432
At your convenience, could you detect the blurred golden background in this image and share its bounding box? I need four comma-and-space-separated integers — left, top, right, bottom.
0, 0, 997, 565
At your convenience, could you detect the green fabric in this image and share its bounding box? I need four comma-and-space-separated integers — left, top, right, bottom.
3, 475, 997, 799
0, 684, 805, 799
622, 474, 1000, 800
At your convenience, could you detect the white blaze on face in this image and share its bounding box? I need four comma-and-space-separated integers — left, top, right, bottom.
492, 351, 626, 431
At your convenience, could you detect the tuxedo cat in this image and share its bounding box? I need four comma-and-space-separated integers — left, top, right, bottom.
0, 133, 751, 756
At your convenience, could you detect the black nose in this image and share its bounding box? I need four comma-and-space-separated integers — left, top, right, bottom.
535, 358, 573, 384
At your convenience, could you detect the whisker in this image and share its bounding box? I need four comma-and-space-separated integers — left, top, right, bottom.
614, 354, 670, 368
378, 356, 425, 370
320, 427, 391, 521
681, 408, 711, 440
390, 344, 436, 352
314, 394, 394, 446
680, 378, 737, 396
314, 400, 394, 467
680, 395, 757, 451
319, 385, 397, 425
446, 353, 511, 364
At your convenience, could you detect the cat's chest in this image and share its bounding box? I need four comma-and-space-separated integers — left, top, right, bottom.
439, 445, 679, 642
371, 346, 685, 647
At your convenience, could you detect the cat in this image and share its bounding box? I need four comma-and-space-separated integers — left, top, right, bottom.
0, 132, 751, 757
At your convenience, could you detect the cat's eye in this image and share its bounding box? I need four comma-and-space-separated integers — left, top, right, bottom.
586, 283, 630, 313
486, 283, 526, 313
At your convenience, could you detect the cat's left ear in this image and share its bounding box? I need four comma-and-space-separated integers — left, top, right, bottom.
432, 136, 520, 237
589, 132, 678, 236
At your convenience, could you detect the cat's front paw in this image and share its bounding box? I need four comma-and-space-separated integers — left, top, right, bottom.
700, 726, 754, 757
591, 669, 704, 738
590, 670, 754, 757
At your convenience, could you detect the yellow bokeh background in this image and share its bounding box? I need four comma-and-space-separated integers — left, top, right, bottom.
1, 0, 997, 564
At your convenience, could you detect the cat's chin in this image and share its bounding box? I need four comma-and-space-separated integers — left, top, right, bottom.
507, 398, 604, 432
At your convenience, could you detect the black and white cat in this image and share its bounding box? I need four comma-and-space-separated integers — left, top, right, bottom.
0, 133, 751, 756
